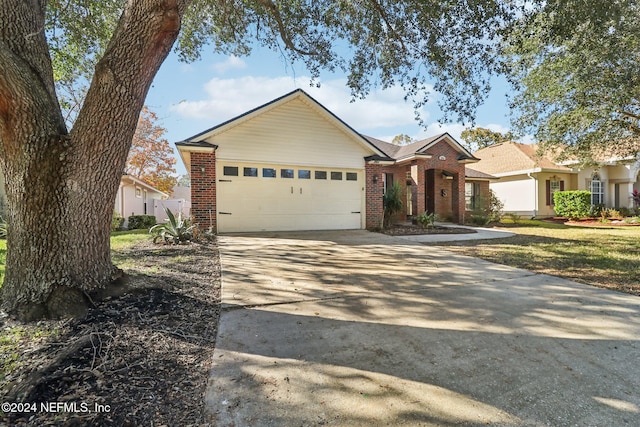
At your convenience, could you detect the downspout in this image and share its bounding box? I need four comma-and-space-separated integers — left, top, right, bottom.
527, 172, 538, 218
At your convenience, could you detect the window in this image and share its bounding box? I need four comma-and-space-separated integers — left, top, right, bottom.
590, 174, 604, 205
243, 167, 258, 177
262, 168, 276, 178
223, 166, 239, 176
331, 171, 343, 180
549, 180, 561, 205
315, 171, 327, 180
135, 187, 142, 198
346, 172, 358, 181
281, 169, 294, 178
546, 179, 564, 206
465, 182, 480, 210
298, 170, 311, 179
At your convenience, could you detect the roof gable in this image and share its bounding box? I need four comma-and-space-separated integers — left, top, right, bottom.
363, 132, 477, 162
472, 142, 572, 175
178, 89, 385, 158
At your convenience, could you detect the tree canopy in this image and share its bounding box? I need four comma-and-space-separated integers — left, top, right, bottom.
49, 0, 516, 126
126, 107, 177, 194
504, 0, 640, 161
460, 127, 515, 153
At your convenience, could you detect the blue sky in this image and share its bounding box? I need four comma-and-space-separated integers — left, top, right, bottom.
144, 47, 520, 176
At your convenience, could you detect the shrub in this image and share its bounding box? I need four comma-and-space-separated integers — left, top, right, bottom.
619, 207, 633, 218
606, 208, 623, 220
591, 203, 605, 218
111, 211, 124, 232
467, 189, 503, 225
417, 211, 438, 228
553, 191, 592, 219
487, 189, 504, 222
469, 213, 491, 226
383, 182, 403, 228
128, 215, 156, 230
504, 212, 520, 224
0, 217, 6, 239
150, 208, 196, 244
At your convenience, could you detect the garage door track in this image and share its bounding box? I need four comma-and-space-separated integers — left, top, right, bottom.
206, 230, 640, 426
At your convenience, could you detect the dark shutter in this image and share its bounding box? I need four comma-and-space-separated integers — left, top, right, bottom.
560, 181, 565, 191
545, 180, 551, 206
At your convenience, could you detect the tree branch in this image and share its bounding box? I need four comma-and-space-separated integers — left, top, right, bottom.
71, 0, 190, 162
367, 0, 408, 53
255, 0, 316, 55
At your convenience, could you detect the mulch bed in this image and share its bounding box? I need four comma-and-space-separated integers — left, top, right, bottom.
1, 240, 220, 426
381, 223, 477, 236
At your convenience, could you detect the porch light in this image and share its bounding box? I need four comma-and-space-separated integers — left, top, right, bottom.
372, 175, 379, 184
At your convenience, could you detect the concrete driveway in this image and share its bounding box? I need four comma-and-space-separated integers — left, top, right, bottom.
205, 230, 640, 426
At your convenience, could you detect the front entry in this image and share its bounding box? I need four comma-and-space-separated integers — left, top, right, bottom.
425, 169, 435, 213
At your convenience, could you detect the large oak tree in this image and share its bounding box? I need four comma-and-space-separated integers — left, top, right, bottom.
0, 0, 516, 320
505, 0, 640, 161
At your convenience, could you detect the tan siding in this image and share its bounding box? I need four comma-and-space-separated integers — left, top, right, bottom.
205, 98, 370, 169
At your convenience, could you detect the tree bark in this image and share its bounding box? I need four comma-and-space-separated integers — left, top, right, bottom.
0, 0, 189, 320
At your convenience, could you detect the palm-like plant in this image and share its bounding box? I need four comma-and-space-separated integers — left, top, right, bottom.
383, 182, 403, 228
149, 207, 196, 244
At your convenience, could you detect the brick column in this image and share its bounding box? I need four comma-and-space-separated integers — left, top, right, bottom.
191, 151, 217, 232
365, 163, 384, 230
452, 172, 465, 224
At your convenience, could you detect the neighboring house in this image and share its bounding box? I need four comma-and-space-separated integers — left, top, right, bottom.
469, 141, 640, 217
176, 89, 493, 233
115, 174, 169, 226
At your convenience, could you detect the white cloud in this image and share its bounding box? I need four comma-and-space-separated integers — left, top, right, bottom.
211, 55, 247, 74
169, 75, 433, 133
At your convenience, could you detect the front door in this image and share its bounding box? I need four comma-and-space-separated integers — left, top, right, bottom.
425, 169, 435, 213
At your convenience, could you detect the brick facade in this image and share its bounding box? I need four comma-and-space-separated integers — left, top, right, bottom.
365, 163, 385, 229
190, 151, 217, 231
371, 141, 468, 224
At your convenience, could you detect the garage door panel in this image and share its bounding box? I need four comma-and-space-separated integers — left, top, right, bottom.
217, 164, 363, 232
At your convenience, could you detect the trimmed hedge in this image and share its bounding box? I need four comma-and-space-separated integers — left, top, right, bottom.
128, 215, 156, 230
553, 191, 591, 219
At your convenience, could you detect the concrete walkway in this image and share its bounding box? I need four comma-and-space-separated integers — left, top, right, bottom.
206, 230, 640, 426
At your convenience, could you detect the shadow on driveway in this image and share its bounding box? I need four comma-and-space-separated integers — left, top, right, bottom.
206, 230, 640, 426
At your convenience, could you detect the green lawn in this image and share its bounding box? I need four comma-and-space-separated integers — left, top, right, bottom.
437, 219, 640, 295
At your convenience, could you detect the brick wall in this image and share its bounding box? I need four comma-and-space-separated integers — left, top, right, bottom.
190, 151, 217, 232
378, 141, 468, 224
365, 163, 384, 229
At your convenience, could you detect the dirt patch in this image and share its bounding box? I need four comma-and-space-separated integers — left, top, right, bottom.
1, 240, 220, 426
381, 223, 477, 236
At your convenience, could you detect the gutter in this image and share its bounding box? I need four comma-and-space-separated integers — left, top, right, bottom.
527, 172, 538, 218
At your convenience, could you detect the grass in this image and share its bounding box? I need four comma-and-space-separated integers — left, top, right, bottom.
110, 228, 152, 251
438, 219, 640, 295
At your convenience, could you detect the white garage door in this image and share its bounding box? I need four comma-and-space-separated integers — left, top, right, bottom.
217, 163, 364, 232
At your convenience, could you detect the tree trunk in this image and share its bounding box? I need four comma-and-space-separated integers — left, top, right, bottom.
0, 0, 189, 320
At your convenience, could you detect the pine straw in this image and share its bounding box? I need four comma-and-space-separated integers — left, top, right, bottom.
1, 240, 220, 426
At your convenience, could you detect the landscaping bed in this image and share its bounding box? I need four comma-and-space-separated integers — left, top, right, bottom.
1, 239, 220, 426
382, 223, 477, 236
